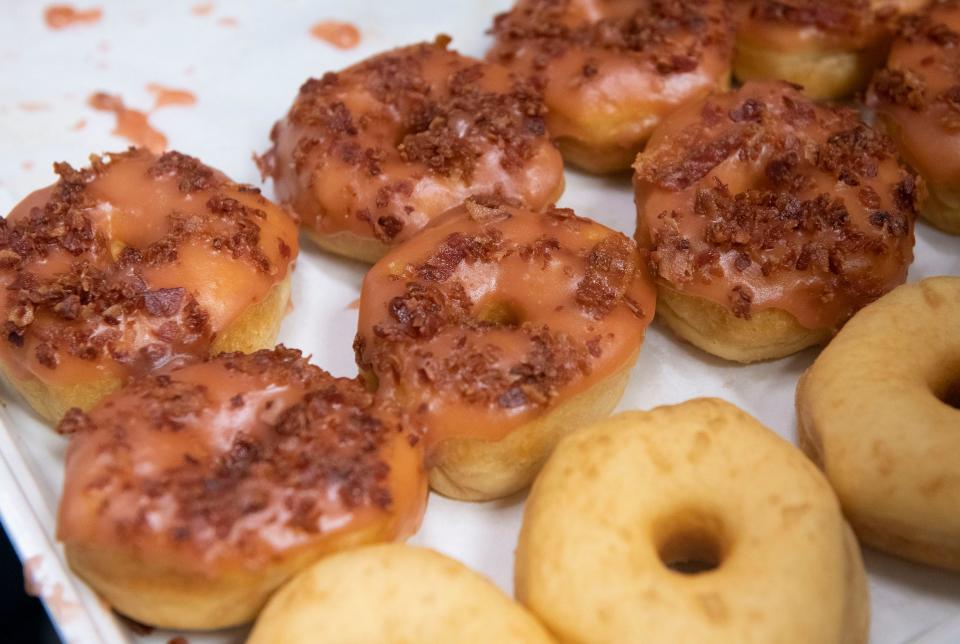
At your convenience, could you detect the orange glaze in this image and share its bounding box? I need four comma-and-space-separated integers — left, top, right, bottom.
735, 0, 928, 53
634, 82, 918, 330
487, 0, 734, 156
44, 4, 102, 30
267, 38, 564, 251
868, 1, 960, 188
0, 148, 299, 387
355, 200, 656, 448
310, 20, 361, 50
57, 348, 427, 574
146, 84, 197, 109
87, 93, 167, 153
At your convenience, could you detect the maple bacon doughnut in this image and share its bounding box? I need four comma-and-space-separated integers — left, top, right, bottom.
488, 0, 734, 174
248, 545, 554, 644
266, 37, 565, 263
57, 347, 427, 629
516, 398, 868, 643
0, 149, 298, 422
868, 0, 960, 234
354, 198, 656, 501
734, 0, 926, 100
634, 82, 919, 362
797, 277, 960, 571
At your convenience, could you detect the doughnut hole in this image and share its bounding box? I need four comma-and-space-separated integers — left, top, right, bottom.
653, 509, 729, 575
939, 379, 960, 410
475, 299, 523, 327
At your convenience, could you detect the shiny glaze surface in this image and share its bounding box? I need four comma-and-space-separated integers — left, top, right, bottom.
635, 82, 918, 330
267, 38, 564, 248
355, 200, 656, 447
0, 149, 299, 386
57, 348, 427, 574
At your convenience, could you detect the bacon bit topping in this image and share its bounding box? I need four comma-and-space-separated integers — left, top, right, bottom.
0, 149, 289, 370
490, 0, 731, 77
640, 84, 918, 323
61, 348, 404, 542
576, 234, 643, 319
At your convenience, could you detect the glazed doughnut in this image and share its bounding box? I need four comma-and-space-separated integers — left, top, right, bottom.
634, 81, 919, 362
354, 198, 657, 501
797, 277, 960, 572
734, 0, 927, 100
248, 544, 554, 644
56, 347, 427, 629
868, 0, 960, 234
0, 148, 298, 422
487, 0, 734, 174
516, 398, 869, 643
266, 36, 565, 263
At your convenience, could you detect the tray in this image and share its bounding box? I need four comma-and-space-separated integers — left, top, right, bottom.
0, 1, 958, 642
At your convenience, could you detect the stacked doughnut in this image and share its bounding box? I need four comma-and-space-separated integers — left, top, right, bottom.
0, 0, 955, 638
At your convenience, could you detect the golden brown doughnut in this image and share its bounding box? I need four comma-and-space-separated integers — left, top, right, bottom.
487, 0, 734, 173
56, 347, 427, 629
516, 398, 869, 644
734, 0, 927, 100
248, 544, 555, 644
266, 37, 565, 263
354, 198, 657, 501
634, 82, 920, 362
797, 277, 960, 572
0, 148, 298, 422
868, 0, 960, 234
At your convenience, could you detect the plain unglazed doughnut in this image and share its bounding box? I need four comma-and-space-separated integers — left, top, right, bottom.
516, 398, 869, 644
265, 36, 565, 263
0, 148, 298, 422
248, 544, 554, 644
734, 0, 927, 100
487, 0, 734, 174
354, 198, 657, 501
868, 0, 960, 235
634, 81, 920, 362
56, 347, 427, 629
797, 277, 960, 572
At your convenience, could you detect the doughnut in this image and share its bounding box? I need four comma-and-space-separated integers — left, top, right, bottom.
634, 81, 920, 362
733, 0, 926, 100
56, 347, 427, 629
0, 148, 298, 422
516, 398, 869, 643
487, 0, 734, 174
248, 544, 554, 644
354, 198, 657, 501
797, 277, 960, 572
868, 0, 960, 234
265, 36, 565, 263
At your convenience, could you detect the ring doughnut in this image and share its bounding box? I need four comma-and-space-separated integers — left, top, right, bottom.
733, 0, 926, 100
797, 277, 960, 572
266, 36, 565, 263
634, 81, 919, 362
487, 0, 734, 174
248, 544, 554, 644
516, 398, 869, 643
868, 0, 960, 235
0, 148, 298, 422
56, 346, 427, 629
354, 198, 657, 501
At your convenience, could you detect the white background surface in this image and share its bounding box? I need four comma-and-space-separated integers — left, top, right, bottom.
0, 1, 958, 642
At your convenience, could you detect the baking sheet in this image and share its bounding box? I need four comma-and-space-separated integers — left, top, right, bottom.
0, 1, 958, 642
